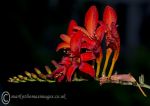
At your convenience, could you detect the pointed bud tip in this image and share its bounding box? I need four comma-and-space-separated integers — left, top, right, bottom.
105, 5, 113, 10
89, 5, 97, 10
103, 5, 117, 27
34, 67, 41, 74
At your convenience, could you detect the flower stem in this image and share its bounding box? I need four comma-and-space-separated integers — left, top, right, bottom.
102, 48, 112, 76
107, 59, 116, 77
96, 56, 102, 78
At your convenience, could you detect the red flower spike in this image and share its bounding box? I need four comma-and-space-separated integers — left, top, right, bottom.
56, 42, 70, 52
70, 31, 82, 54
79, 62, 95, 78
66, 63, 78, 82
67, 20, 78, 36
103, 5, 117, 30
60, 34, 71, 44
80, 52, 95, 62
85, 5, 99, 37
8, 5, 149, 98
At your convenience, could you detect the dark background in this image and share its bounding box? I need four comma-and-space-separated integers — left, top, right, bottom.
0, 0, 150, 106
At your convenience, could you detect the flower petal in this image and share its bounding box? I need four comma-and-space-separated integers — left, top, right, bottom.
103, 5, 117, 29
80, 52, 95, 61
82, 35, 96, 46
95, 22, 106, 42
67, 20, 78, 36
79, 62, 95, 78
66, 63, 78, 82
74, 26, 91, 39
70, 31, 82, 54
81, 36, 96, 50
60, 34, 71, 44
85, 5, 98, 37
60, 57, 71, 66
56, 42, 70, 52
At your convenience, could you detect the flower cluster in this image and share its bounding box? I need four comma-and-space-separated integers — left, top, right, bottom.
52, 5, 120, 82
8, 5, 150, 97
8, 5, 120, 83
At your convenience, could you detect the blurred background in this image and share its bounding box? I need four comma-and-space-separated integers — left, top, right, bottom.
0, 0, 150, 105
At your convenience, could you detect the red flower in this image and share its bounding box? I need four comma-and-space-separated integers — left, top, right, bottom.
51, 51, 96, 82
52, 5, 120, 82
66, 51, 96, 81
102, 6, 120, 77
74, 6, 105, 40
56, 20, 78, 52
74, 5, 106, 43
50, 57, 71, 82
74, 5, 106, 78
53, 20, 96, 82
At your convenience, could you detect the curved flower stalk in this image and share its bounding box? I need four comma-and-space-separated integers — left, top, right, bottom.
8, 5, 150, 97
8, 66, 55, 83
99, 73, 147, 97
